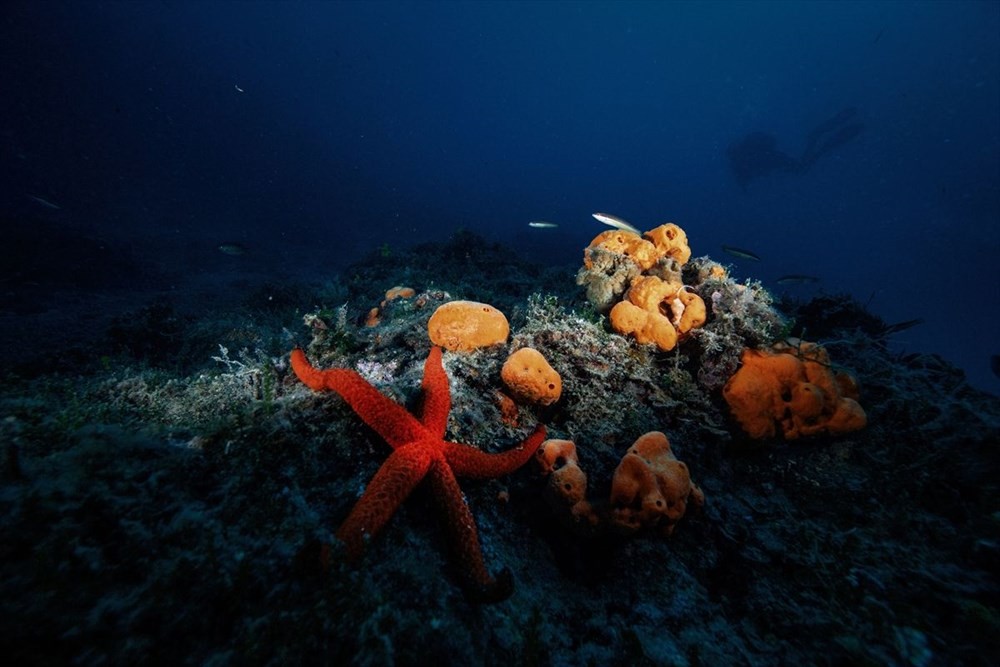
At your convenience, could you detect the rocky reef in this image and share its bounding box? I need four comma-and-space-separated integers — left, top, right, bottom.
1, 230, 998, 665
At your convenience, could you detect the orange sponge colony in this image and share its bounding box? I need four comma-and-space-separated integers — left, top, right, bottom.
609, 431, 705, 536
501, 347, 562, 406
578, 221, 707, 351
584, 230, 661, 271
722, 340, 867, 440
583, 223, 692, 273
535, 432, 703, 537
427, 300, 509, 352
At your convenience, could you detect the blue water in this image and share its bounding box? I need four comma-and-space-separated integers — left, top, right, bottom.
2, 1, 997, 392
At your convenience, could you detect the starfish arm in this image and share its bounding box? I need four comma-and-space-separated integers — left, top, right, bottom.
418, 346, 451, 439
335, 442, 435, 561
444, 424, 547, 479
291, 348, 428, 449
428, 459, 513, 603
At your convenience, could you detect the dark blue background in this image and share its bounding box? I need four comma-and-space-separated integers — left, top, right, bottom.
2, 1, 997, 391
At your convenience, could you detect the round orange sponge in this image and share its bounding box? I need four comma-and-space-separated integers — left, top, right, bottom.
501, 347, 562, 406
427, 300, 509, 352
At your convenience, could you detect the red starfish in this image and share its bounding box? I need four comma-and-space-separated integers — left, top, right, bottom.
290, 345, 546, 602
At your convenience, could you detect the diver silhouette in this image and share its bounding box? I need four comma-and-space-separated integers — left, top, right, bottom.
727, 107, 864, 189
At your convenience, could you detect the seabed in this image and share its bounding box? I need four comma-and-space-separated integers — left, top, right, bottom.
1, 231, 998, 666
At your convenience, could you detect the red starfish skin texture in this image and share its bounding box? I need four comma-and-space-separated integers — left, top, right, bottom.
290, 346, 546, 602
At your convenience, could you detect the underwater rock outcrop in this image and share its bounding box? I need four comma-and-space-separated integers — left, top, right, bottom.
4, 228, 997, 666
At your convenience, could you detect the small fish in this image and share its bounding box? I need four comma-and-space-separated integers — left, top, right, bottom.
592, 212, 641, 235
776, 274, 820, 285
721, 245, 761, 261
528, 221, 558, 228
218, 243, 247, 256
27, 194, 61, 210
235, 84, 244, 93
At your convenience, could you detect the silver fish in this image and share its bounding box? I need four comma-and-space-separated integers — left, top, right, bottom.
775, 274, 820, 285
218, 243, 247, 256
528, 221, 558, 228
721, 245, 761, 261
27, 194, 61, 210
592, 212, 641, 235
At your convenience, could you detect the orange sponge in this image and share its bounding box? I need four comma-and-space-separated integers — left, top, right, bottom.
584, 230, 660, 271
609, 431, 704, 536
534, 439, 597, 528
427, 300, 509, 351
674, 288, 706, 334
608, 275, 707, 351
643, 223, 692, 265
609, 300, 679, 352
501, 347, 562, 406
722, 340, 867, 439
384, 285, 416, 300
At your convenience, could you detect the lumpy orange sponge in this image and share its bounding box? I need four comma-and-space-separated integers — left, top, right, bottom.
535, 432, 702, 537
722, 340, 867, 439
501, 347, 562, 406
427, 300, 509, 351
584, 230, 660, 271
609, 431, 704, 536
607, 275, 706, 352
583, 223, 692, 273
643, 223, 691, 265
534, 439, 597, 528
